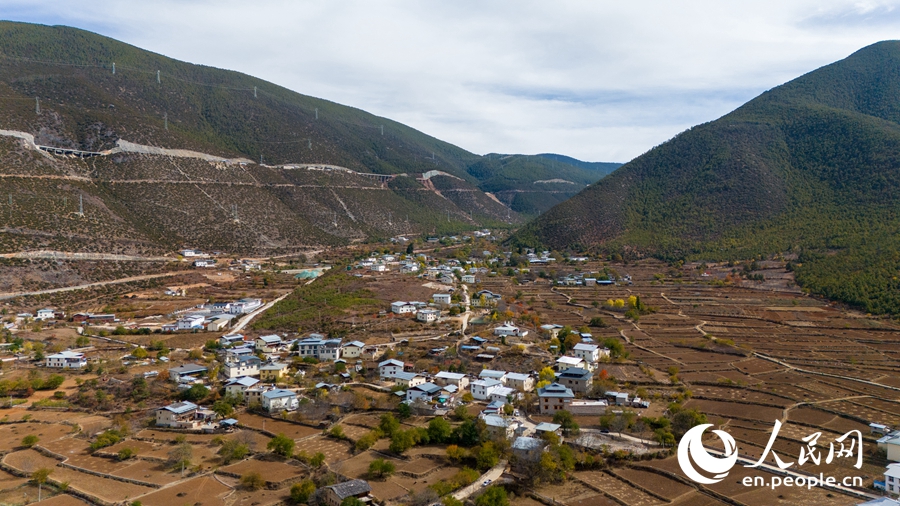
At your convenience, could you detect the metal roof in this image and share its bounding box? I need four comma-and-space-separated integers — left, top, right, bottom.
162, 401, 198, 414
262, 389, 296, 399
328, 479, 372, 499
538, 383, 575, 398
512, 436, 544, 451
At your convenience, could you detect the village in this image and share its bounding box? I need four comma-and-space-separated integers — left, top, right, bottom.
0, 235, 899, 506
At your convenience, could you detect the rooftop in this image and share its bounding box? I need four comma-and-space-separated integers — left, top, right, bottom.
328, 479, 372, 499
162, 401, 198, 414
538, 383, 575, 398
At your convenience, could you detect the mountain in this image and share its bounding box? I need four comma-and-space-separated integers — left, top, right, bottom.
536, 154, 621, 175
0, 22, 612, 254
0, 22, 615, 255
513, 41, 900, 315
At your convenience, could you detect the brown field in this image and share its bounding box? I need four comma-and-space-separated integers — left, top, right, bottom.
610, 467, 694, 501
0, 422, 72, 449
132, 475, 231, 506
31, 494, 90, 506
575, 470, 666, 506
295, 435, 352, 464
220, 458, 305, 484
51, 466, 154, 503
236, 413, 320, 439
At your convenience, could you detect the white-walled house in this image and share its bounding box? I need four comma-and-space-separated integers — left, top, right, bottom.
341, 341, 365, 359
36, 308, 56, 321
261, 389, 298, 412
379, 359, 405, 379
417, 309, 440, 323
224, 376, 260, 399
433, 293, 452, 305
45, 351, 87, 369
479, 370, 508, 383
883, 463, 900, 495
434, 371, 470, 390
394, 371, 426, 389
471, 378, 503, 400
572, 343, 609, 364
493, 322, 528, 337
222, 356, 261, 379
177, 314, 206, 330
391, 302, 417, 314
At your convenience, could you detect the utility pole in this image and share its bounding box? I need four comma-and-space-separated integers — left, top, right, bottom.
35, 97, 40, 114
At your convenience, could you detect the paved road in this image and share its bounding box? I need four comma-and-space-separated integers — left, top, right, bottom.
0, 250, 172, 262
229, 291, 293, 334
452, 460, 507, 500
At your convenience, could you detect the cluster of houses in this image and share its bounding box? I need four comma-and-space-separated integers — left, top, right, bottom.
155, 332, 383, 426
164, 298, 263, 332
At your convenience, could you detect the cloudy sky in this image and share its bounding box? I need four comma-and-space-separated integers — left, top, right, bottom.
4, 1, 900, 162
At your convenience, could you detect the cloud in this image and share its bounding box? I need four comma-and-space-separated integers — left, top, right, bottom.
3, 0, 900, 161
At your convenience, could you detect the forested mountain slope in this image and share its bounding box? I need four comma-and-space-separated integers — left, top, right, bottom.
513, 41, 900, 314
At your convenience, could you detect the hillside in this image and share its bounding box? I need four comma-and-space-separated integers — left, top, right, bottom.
0, 21, 614, 253
514, 41, 900, 315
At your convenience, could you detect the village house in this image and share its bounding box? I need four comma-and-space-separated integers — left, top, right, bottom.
534, 422, 562, 438
45, 351, 87, 369
379, 359, 405, 380
572, 342, 609, 365
321, 479, 372, 506
540, 324, 564, 339
256, 334, 283, 353
230, 298, 263, 314
394, 371, 426, 389
391, 301, 417, 314
222, 355, 261, 380
416, 309, 440, 323
35, 308, 56, 321
168, 363, 209, 381
259, 362, 289, 382
461, 274, 476, 284
479, 369, 508, 383
156, 401, 216, 428
341, 341, 366, 359
493, 322, 528, 337
504, 372, 534, 392
433, 293, 452, 305
319, 339, 342, 361
512, 436, 546, 466
177, 314, 206, 330
471, 378, 504, 400
878, 431, 900, 462
489, 386, 518, 405
219, 334, 245, 347
406, 382, 448, 404
483, 414, 514, 440
557, 367, 593, 393
556, 356, 587, 370
880, 463, 900, 495
261, 389, 298, 412
224, 376, 260, 398
538, 383, 575, 414
434, 371, 470, 390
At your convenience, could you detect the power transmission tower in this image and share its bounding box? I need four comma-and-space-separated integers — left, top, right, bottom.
308, 139, 312, 150
157, 70, 160, 84
112, 62, 115, 74
78, 194, 84, 217
254, 86, 257, 98
380, 125, 384, 136
315, 108, 318, 120
35, 97, 40, 114
164, 112, 168, 131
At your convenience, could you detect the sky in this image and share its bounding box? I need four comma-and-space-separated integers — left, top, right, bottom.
4, 1, 900, 162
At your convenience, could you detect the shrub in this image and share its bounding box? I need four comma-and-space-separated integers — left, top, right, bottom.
241, 471, 265, 491
21, 435, 38, 448
117, 448, 135, 461
290, 479, 316, 504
